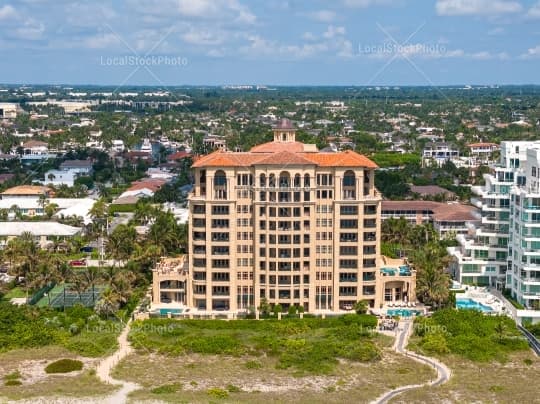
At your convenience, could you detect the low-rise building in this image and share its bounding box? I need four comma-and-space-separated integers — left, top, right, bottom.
1, 185, 51, 199
0, 221, 82, 248
151, 256, 189, 307
43, 159, 93, 187
422, 142, 459, 167
382, 200, 480, 238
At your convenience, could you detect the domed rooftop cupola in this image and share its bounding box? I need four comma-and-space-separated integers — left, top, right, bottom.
273, 118, 296, 142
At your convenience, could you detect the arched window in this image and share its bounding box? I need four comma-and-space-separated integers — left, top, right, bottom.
294, 174, 301, 188
214, 170, 227, 199
269, 174, 276, 187
304, 174, 310, 187
214, 170, 226, 186
279, 171, 290, 188
343, 170, 356, 200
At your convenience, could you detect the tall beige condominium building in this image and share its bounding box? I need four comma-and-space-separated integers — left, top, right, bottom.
188, 119, 383, 313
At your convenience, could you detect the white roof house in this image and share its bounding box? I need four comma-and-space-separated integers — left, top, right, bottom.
0, 222, 81, 237
0, 197, 97, 224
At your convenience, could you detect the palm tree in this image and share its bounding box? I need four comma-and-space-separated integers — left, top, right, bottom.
494, 319, 507, 342
411, 243, 451, 308
51, 256, 72, 311
9, 204, 21, 220
82, 266, 101, 304
29, 259, 56, 305
134, 199, 156, 225
37, 194, 49, 211
71, 273, 87, 303
44, 203, 59, 219
95, 287, 119, 318
382, 217, 410, 245
110, 270, 135, 307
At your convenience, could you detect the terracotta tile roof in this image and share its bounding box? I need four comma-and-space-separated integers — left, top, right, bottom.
167, 151, 191, 161
1, 185, 51, 195
256, 151, 317, 166
250, 141, 306, 153
382, 201, 479, 222
127, 179, 167, 192
22, 140, 48, 148
192, 151, 264, 168
302, 150, 378, 168
192, 147, 378, 169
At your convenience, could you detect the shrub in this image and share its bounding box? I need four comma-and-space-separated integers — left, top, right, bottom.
245, 360, 262, 369
3, 371, 21, 381
288, 305, 297, 316
45, 359, 83, 374
207, 387, 229, 399
273, 304, 283, 315
5, 380, 22, 386
226, 384, 242, 392
151, 383, 182, 394
354, 300, 369, 315
421, 333, 449, 354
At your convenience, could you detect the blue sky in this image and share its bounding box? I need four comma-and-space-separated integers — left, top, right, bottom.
0, 0, 539, 86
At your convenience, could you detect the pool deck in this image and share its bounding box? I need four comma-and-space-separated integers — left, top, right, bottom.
455, 287, 505, 314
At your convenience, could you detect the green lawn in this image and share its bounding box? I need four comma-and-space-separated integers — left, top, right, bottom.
129, 315, 382, 375
2, 287, 26, 301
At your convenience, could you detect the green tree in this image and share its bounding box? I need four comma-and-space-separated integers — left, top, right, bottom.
411, 244, 451, 308
354, 300, 369, 315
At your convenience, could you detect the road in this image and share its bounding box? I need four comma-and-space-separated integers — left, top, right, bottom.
372, 319, 451, 404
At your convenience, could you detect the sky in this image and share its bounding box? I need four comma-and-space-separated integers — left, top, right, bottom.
0, 0, 540, 86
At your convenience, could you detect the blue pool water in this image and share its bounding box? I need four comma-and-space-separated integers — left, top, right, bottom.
158, 308, 183, 315
456, 298, 493, 312
386, 309, 423, 317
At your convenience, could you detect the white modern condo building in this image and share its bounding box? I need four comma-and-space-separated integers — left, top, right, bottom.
450, 141, 540, 318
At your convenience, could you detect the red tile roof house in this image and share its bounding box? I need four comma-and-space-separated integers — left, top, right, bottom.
116, 179, 168, 200
166, 151, 191, 162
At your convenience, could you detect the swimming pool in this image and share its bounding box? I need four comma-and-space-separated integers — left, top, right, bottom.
386, 309, 423, 317
158, 308, 183, 315
456, 298, 493, 312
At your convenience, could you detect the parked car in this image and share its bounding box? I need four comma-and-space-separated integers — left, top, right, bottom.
69, 259, 86, 267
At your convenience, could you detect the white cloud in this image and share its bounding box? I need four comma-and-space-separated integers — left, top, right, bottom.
343, 0, 396, 7
181, 28, 225, 46
65, 3, 116, 28
0, 4, 17, 21
127, 0, 256, 24
527, 1, 540, 18
240, 26, 353, 60
435, 0, 522, 16
488, 27, 505, 35
14, 19, 45, 40
302, 32, 317, 41
83, 33, 121, 49
323, 25, 346, 39
521, 44, 540, 58
361, 43, 510, 61
308, 10, 336, 22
